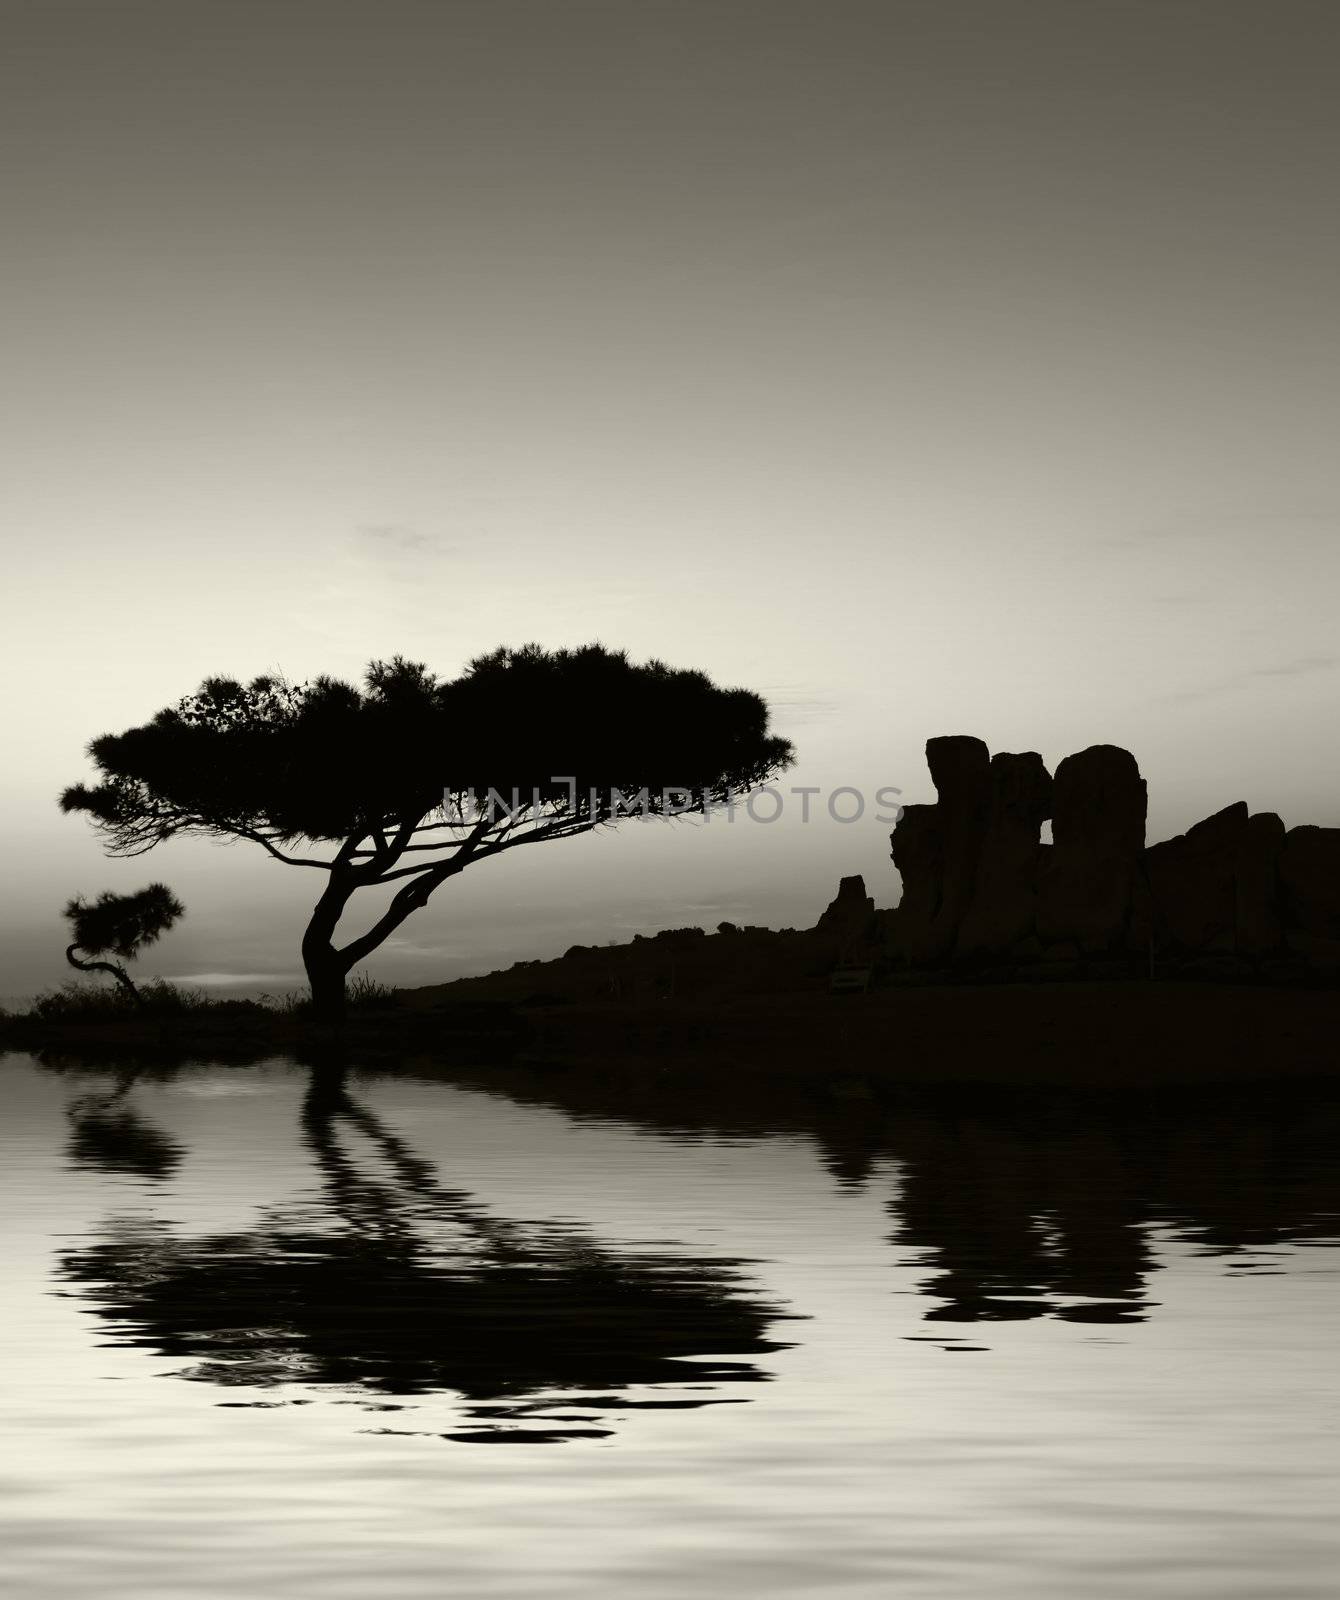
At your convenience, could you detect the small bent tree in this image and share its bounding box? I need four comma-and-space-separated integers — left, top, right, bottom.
63, 884, 186, 1007
61, 645, 794, 1022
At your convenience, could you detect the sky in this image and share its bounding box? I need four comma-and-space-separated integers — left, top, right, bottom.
3, 0, 1339, 1001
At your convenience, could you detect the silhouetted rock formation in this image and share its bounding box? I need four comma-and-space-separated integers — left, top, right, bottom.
889, 736, 1340, 976
957, 751, 1053, 958
1147, 802, 1254, 957
1281, 826, 1340, 970
886, 801, 945, 963
924, 737, 992, 950
885, 735, 993, 962
1038, 745, 1147, 956
1237, 812, 1288, 955
816, 874, 877, 946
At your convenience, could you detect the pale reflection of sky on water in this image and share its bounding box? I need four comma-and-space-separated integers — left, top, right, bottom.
2, 1053, 1339, 1599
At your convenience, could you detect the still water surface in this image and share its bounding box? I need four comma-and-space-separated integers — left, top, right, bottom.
2, 1051, 1338, 1598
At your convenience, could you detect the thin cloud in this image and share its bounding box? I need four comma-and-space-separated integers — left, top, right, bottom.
1094, 509, 1339, 554
358, 523, 434, 551
355, 524, 459, 578
1159, 653, 1340, 705
165, 971, 302, 986
1254, 653, 1340, 678
1092, 526, 1217, 553
380, 936, 461, 960
759, 685, 842, 726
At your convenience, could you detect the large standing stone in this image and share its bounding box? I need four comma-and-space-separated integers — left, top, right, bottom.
1145, 802, 1248, 955
924, 735, 992, 953
879, 731, 1332, 973
815, 874, 877, 943
956, 751, 1053, 957
1235, 812, 1285, 954
1279, 826, 1340, 940
888, 736, 991, 962
887, 803, 944, 963
1038, 745, 1147, 954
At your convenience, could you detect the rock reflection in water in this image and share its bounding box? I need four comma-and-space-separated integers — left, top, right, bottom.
401, 1053, 1340, 1339
875, 1088, 1340, 1329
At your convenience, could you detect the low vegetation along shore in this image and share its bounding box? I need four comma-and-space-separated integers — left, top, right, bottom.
5, 907, 1338, 1090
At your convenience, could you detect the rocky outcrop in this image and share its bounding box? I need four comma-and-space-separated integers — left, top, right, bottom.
886, 736, 991, 962
1236, 812, 1287, 954
1279, 827, 1340, 939
887, 803, 946, 963
886, 735, 1335, 976
816, 875, 877, 948
1037, 745, 1147, 955
956, 751, 1053, 957
1145, 803, 1246, 955
925, 736, 992, 948
1279, 827, 1340, 970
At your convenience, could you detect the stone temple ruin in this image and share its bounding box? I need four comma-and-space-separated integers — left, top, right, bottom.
873, 736, 1340, 977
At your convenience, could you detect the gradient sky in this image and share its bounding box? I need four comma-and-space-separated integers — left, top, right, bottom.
3, 1, 1338, 1001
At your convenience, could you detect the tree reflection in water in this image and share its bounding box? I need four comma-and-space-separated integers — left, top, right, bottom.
57, 1062, 791, 1442
64, 1070, 183, 1183
53, 1052, 1340, 1432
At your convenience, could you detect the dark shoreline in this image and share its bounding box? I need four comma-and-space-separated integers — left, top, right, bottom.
6, 978, 1338, 1092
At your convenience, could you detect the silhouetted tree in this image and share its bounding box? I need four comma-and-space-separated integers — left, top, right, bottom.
61, 645, 794, 1020
63, 883, 185, 1006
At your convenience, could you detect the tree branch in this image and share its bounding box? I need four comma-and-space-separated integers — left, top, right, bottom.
334, 815, 496, 964
368, 813, 496, 884
473, 814, 600, 861
234, 828, 338, 870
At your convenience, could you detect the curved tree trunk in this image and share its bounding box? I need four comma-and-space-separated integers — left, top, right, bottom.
302, 872, 356, 1025
300, 849, 472, 1026
305, 951, 350, 1025
66, 944, 143, 1006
